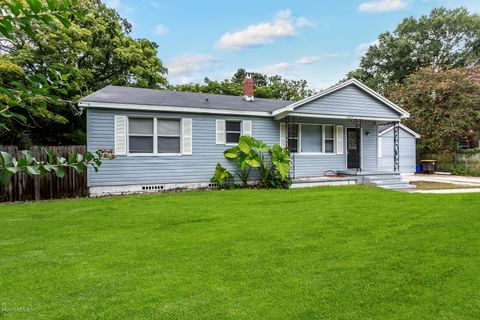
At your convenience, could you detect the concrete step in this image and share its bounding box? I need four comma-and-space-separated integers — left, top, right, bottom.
364, 175, 415, 191
370, 179, 409, 186
382, 184, 416, 190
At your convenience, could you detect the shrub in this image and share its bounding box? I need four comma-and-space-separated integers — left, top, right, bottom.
210, 163, 234, 188
450, 160, 480, 176
211, 136, 291, 189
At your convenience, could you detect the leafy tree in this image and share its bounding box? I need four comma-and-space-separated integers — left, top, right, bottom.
174, 69, 314, 101
0, 0, 113, 186
389, 66, 480, 154
231, 68, 268, 87
348, 7, 480, 94
1, 0, 168, 146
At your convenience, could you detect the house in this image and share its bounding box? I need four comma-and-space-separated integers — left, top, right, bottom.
79, 76, 416, 195
378, 124, 420, 174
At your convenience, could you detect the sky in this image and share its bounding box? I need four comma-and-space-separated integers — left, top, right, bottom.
105, 0, 480, 90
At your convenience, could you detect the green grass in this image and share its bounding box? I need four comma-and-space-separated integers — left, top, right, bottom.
1, 186, 479, 319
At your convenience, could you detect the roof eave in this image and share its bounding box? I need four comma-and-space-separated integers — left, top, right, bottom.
78, 101, 274, 117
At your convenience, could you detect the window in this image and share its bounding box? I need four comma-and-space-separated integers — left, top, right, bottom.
129, 118, 153, 153
289, 124, 336, 154
157, 119, 181, 153
301, 125, 322, 153
128, 118, 181, 154
226, 121, 241, 144
324, 125, 335, 153
287, 124, 299, 152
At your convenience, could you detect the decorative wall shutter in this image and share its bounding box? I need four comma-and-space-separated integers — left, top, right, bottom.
242, 120, 252, 137
335, 125, 344, 155
378, 137, 382, 158
279, 123, 287, 148
216, 120, 225, 144
114, 115, 127, 155
182, 118, 193, 155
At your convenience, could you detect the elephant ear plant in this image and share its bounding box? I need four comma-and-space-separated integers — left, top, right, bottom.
211, 136, 292, 189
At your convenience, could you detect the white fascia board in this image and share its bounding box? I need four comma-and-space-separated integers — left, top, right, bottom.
272, 78, 410, 119
78, 101, 273, 117
378, 123, 421, 139
275, 112, 401, 122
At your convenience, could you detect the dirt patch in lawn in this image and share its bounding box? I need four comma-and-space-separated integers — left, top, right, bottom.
411, 180, 480, 190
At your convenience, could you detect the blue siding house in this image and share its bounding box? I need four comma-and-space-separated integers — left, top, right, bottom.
79, 77, 415, 195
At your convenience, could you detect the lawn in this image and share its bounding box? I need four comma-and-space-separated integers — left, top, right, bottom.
1, 186, 479, 319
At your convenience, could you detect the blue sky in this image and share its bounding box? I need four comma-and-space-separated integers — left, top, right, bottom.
105, 0, 480, 90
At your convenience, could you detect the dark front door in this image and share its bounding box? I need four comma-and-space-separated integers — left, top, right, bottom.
347, 128, 361, 169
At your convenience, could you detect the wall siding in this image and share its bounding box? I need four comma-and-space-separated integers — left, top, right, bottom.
378, 129, 417, 173
295, 85, 400, 119
87, 109, 380, 186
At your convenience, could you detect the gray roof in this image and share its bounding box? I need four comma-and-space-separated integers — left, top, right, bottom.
79, 85, 291, 112
378, 125, 391, 133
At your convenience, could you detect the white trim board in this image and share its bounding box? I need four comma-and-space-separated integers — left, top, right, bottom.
379, 123, 420, 139
272, 78, 410, 119
79, 101, 273, 117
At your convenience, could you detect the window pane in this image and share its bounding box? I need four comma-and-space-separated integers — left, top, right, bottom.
129, 118, 153, 135
226, 121, 241, 132
226, 132, 240, 143
129, 136, 153, 153
287, 124, 299, 137
301, 125, 322, 153
325, 126, 334, 139
325, 140, 334, 153
288, 139, 298, 153
158, 137, 180, 153
158, 119, 180, 136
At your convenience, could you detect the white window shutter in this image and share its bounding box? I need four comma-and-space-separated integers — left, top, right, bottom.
182, 118, 192, 155
336, 125, 344, 155
279, 123, 287, 148
378, 137, 382, 158
216, 120, 225, 144
114, 115, 127, 155
242, 120, 252, 137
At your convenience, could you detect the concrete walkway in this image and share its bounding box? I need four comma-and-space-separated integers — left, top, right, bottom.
404, 173, 480, 193
406, 174, 480, 186
412, 188, 480, 194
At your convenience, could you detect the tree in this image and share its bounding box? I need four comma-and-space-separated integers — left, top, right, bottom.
348, 7, 480, 94
1, 0, 168, 146
0, 0, 113, 186
389, 66, 480, 154
174, 69, 315, 101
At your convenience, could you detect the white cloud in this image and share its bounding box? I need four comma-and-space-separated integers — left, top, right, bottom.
104, 0, 134, 15
167, 54, 215, 76
216, 10, 314, 50
297, 56, 320, 65
154, 24, 168, 36
359, 0, 408, 13
355, 40, 378, 57
258, 62, 291, 75
295, 17, 316, 28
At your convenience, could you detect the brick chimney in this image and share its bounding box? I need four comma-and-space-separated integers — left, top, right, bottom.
242, 73, 254, 102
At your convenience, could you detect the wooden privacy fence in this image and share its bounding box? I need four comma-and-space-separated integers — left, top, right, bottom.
0, 145, 88, 202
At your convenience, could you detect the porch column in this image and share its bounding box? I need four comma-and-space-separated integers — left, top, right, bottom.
285, 116, 296, 179
393, 122, 400, 172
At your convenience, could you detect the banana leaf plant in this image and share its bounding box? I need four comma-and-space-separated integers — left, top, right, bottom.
210, 163, 233, 187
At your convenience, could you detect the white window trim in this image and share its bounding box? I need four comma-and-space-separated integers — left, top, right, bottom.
291, 123, 337, 155
127, 116, 183, 157
225, 120, 243, 146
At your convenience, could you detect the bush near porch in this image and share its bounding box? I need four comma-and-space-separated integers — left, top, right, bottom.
1, 186, 479, 319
